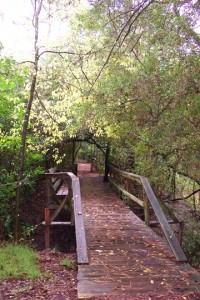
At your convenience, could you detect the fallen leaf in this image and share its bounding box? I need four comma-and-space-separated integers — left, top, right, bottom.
150, 280, 154, 284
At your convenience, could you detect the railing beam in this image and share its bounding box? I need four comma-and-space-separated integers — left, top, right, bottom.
108, 164, 187, 262
140, 176, 187, 262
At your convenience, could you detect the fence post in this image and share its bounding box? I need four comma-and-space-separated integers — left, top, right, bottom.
179, 221, 184, 245
45, 207, 50, 249
44, 178, 51, 249
125, 179, 131, 193
104, 144, 110, 182
143, 188, 150, 226
69, 181, 75, 226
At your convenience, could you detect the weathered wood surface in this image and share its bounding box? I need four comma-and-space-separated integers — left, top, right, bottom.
77, 162, 200, 299
44, 171, 88, 265
141, 176, 186, 262
109, 164, 186, 262
68, 172, 89, 265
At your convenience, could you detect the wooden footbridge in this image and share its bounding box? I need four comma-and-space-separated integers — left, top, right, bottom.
44, 162, 200, 299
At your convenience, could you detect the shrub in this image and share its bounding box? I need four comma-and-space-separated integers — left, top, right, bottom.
60, 258, 75, 270
183, 221, 200, 267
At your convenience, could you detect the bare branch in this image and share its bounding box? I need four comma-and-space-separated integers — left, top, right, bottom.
114, 1, 154, 54
132, 49, 144, 65
39, 50, 77, 58
17, 61, 35, 65
80, 60, 92, 85
170, 189, 200, 201
68, 65, 82, 91
35, 92, 58, 124
168, 164, 200, 185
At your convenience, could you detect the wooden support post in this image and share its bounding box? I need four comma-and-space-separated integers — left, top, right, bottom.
179, 221, 184, 245
46, 178, 51, 207
143, 189, 150, 226
45, 208, 50, 249
70, 198, 75, 226
104, 143, 110, 182
125, 179, 131, 193
72, 140, 76, 164
68, 185, 75, 226
45, 178, 51, 249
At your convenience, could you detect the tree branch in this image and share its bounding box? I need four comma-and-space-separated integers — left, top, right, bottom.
35, 92, 58, 124
17, 61, 35, 65
87, 0, 154, 96
39, 50, 77, 58
168, 164, 200, 185
170, 189, 200, 201
80, 61, 92, 85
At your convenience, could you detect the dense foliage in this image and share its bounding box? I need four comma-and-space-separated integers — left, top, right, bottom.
0, 0, 199, 240
0, 49, 44, 238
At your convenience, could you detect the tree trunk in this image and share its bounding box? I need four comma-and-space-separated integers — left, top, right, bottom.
14, 0, 43, 243
72, 140, 76, 164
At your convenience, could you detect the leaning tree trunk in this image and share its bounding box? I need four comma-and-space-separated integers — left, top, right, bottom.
14, 0, 43, 243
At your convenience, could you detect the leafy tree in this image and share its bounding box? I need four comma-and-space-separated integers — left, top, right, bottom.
0, 49, 28, 238
68, 0, 200, 196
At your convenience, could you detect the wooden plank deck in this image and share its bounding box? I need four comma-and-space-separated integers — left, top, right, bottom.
77, 163, 200, 299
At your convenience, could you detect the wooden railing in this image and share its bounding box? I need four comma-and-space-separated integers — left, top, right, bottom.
109, 164, 187, 262
45, 172, 89, 265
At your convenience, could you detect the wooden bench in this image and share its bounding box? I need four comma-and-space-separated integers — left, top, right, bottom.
43, 168, 72, 250
48, 167, 68, 199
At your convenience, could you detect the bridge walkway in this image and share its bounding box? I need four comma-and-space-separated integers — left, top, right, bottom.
77, 162, 200, 299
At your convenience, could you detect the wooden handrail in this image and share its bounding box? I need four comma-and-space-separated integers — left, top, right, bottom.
45, 172, 89, 265
109, 165, 187, 262
68, 172, 89, 265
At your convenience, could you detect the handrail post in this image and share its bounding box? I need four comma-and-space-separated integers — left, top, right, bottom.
68, 182, 75, 226
45, 207, 50, 249
45, 178, 51, 249
179, 221, 184, 245
103, 143, 110, 182
143, 188, 150, 226
125, 179, 131, 193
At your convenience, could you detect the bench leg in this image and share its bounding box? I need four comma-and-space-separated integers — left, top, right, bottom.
70, 198, 75, 226
45, 208, 50, 249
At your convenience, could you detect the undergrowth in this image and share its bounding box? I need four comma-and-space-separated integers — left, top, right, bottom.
183, 220, 200, 268
0, 244, 40, 280
60, 258, 75, 270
